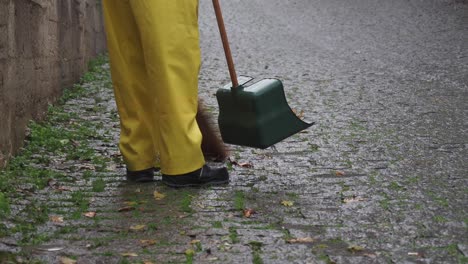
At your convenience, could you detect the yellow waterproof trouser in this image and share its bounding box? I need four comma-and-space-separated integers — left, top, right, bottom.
102, 0, 205, 175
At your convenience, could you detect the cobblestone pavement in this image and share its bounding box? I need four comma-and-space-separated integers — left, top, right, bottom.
1, 0, 467, 263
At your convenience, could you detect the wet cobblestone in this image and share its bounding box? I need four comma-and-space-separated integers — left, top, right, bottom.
1, 0, 467, 263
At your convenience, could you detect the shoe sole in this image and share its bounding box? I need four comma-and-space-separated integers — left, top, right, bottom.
126, 176, 154, 183
162, 179, 229, 188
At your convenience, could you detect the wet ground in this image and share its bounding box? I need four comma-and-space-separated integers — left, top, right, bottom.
1, 0, 467, 263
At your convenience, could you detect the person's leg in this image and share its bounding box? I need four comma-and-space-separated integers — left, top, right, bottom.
102, 0, 160, 178
129, 0, 205, 175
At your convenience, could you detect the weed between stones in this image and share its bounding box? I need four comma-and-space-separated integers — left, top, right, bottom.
0, 54, 111, 244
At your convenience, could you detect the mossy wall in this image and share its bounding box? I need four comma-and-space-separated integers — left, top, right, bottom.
0, 0, 106, 166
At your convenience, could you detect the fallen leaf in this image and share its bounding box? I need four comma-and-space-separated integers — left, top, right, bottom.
238, 162, 253, 168
228, 157, 253, 168
408, 252, 424, 257
291, 109, 305, 119
286, 237, 314, 244
35, 246, 64, 252
243, 208, 255, 218
59, 257, 77, 264
47, 179, 57, 187
70, 140, 81, 147
123, 201, 139, 206
190, 239, 201, 245
343, 196, 365, 204
57, 186, 71, 191
50, 216, 64, 223
48, 179, 71, 192
77, 163, 96, 170
59, 139, 70, 145
130, 224, 146, 231
143, 262, 155, 264
335, 170, 345, 176
83, 212, 96, 218
364, 253, 377, 258
281, 200, 294, 207
118, 206, 135, 212
348, 245, 365, 253
121, 252, 138, 257
153, 191, 166, 200
140, 239, 157, 247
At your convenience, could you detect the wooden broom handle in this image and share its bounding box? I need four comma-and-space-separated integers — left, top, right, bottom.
212, 0, 239, 88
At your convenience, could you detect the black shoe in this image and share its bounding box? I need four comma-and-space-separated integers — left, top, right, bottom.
126, 167, 155, 182
162, 165, 229, 188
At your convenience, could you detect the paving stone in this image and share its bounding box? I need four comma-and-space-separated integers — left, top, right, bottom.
1, 0, 467, 263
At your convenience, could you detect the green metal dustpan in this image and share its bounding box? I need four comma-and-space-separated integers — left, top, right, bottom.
212, 0, 313, 149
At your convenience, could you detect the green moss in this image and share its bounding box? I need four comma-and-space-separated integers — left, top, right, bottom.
309, 143, 320, 152
234, 190, 245, 211
434, 215, 447, 223
212, 221, 223, 228
180, 193, 193, 213
0, 192, 10, 217
92, 178, 106, 192
229, 227, 239, 244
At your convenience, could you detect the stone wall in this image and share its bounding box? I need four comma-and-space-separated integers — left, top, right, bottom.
0, 0, 106, 166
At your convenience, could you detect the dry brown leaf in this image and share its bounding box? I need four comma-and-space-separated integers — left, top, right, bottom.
228, 157, 253, 168
118, 206, 135, 212
70, 139, 81, 147
281, 200, 294, 207
364, 253, 377, 258
335, 170, 345, 176
286, 237, 314, 244
59, 257, 77, 264
238, 162, 253, 168
83, 212, 96, 218
50, 216, 64, 223
140, 239, 157, 247
343, 196, 365, 204
292, 109, 305, 119
153, 191, 166, 200
297, 110, 305, 119
143, 262, 155, 264
78, 164, 96, 170
48, 179, 71, 192
57, 186, 71, 191
243, 208, 255, 218
121, 252, 138, 257
47, 179, 57, 187
130, 224, 146, 231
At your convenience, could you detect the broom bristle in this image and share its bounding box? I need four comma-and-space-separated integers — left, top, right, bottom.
197, 101, 229, 161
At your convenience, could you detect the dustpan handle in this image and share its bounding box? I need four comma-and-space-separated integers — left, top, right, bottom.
212, 0, 239, 88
